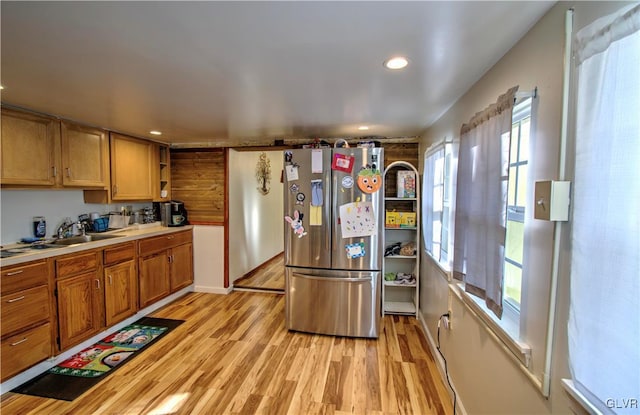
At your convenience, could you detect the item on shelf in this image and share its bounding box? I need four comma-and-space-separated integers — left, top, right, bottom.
396, 273, 416, 284
399, 212, 417, 227
397, 170, 416, 198
384, 272, 397, 281
385, 211, 400, 228
384, 242, 401, 257
400, 241, 416, 256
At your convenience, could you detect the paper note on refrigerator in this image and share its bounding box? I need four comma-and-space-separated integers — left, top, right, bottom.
285, 165, 299, 181
311, 149, 323, 173
339, 201, 377, 238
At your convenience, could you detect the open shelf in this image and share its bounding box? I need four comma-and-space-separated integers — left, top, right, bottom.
383, 161, 420, 316
384, 301, 417, 315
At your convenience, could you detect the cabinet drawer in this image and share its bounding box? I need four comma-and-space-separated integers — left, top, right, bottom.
1, 323, 51, 381
104, 242, 136, 266
1, 285, 50, 337
139, 230, 192, 255
1, 260, 49, 293
56, 250, 99, 278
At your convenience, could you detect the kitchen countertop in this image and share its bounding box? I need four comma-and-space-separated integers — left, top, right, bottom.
0, 223, 194, 267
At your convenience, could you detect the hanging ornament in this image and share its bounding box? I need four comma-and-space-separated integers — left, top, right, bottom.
256, 152, 272, 195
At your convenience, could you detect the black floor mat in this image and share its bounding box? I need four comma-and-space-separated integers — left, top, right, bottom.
11, 317, 184, 401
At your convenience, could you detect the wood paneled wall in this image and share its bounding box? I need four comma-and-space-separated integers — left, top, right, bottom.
169, 143, 418, 225
382, 143, 420, 200
170, 149, 226, 224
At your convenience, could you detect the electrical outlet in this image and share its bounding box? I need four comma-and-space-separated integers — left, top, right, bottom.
444, 311, 452, 330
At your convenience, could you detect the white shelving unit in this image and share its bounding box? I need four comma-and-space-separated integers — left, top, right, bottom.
382, 161, 420, 316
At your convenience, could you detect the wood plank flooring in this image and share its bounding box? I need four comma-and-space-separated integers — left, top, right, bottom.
1, 291, 453, 414
233, 253, 285, 292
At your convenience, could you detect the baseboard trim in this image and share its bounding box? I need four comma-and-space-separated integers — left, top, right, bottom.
194, 284, 233, 295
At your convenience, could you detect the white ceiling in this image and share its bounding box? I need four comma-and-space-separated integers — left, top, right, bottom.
1, 1, 554, 147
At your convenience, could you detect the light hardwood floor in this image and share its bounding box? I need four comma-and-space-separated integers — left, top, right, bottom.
233, 253, 285, 292
1, 291, 453, 414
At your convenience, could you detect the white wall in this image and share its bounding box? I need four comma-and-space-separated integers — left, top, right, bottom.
419, 2, 629, 414
228, 149, 284, 283
192, 224, 227, 293
0, 189, 149, 245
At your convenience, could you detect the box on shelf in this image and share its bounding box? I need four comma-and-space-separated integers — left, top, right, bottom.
397, 171, 416, 198
399, 212, 416, 228
385, 211, 400, 228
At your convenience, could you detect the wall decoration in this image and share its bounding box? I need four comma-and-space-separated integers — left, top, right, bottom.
256, 152, 272, 195
339, 200, 377, 238
285, 210, 307, 238
356, 166, 382, 194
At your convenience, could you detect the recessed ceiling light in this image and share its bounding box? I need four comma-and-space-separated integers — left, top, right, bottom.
358, 126, 370, 131
384, 56, 409, 70
150, 130, 162, 136
0, 85, 4, 90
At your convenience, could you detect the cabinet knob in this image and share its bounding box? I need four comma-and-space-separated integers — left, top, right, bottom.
108, 275, 113, 285
66, 167, 71, 177
95, 279, 101, 289
52, 166, 57, 177
6, 270, 24, 276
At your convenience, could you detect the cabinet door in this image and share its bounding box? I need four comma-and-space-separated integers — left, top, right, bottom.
1, 108, 59, 186
57, 272, 104, 350
60, 121, 109, 188
170, 243, 193, 292
110, 133, 153, 200
104, 260, 137, 326
138, 252, 170, 308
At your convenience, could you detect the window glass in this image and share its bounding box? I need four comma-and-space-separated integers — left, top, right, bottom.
503, 97, 532, 310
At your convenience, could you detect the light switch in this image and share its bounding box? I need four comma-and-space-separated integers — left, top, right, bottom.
534, 181, 571, 221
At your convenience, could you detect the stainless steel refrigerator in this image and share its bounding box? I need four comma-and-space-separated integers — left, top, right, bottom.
283, 146, 384, 338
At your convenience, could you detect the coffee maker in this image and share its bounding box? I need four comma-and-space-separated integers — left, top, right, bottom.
156, 200, 188, 227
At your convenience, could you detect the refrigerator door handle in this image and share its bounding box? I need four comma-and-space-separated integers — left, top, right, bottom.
291, 272, 371, 283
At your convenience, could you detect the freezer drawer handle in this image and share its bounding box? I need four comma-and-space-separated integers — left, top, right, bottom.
292, 272, 371, 283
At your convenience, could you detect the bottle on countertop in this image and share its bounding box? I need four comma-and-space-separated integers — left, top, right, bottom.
33, 216, 46, 238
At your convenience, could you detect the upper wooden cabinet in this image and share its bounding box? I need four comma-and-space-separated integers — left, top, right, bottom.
60, 121, 109, 188
109, 133, 154, 201
0, 108, 59, 186
1, 107, 109, 189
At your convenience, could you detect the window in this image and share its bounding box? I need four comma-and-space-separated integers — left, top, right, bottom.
422, 143, 453, 270
567, 4, 639, 411
504, 98, 532, 310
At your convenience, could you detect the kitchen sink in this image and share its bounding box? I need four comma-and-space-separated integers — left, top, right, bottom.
47, 234, 124, 246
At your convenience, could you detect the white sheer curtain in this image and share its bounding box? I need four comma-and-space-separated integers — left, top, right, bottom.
453, 86, 518, 318
423, 146, 443, 259
569, 4, 640, 412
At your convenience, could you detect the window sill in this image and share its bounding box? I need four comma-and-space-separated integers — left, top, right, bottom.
452, 282, 532, 369
561, 379, 603, 414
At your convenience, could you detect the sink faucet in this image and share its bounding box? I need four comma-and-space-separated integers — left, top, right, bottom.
56, 220, 82, 239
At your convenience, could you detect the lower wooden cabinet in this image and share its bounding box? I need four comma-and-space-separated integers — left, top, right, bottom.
170, 242, 193, 291
1, 229, 193, 380
138, 251, 171, 309
0, 259, 53, 381
104, 242, 138, 326
139, 229, 193, 308
1, 323, 52, 381
56, 269, 104, 351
